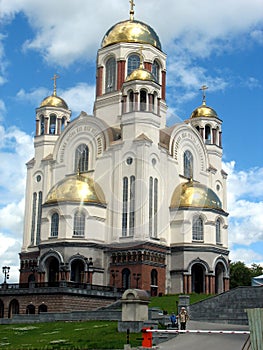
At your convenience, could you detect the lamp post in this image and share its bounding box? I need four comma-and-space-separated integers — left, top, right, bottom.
133, 273, 141, 289
2, 266, 10, 284
86, 257, 93, 284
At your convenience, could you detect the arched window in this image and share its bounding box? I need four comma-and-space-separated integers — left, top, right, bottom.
50, 213, 59, 237
128, 90, 134, 111
105, 57, 116, 93
75, 144, 89, 173
151, 269, 158, 286
49, 114, 56, 134
8, 299, 19, 318
38, 304, 48, 313
140, 89, 147, 111
184, 150, 193, 179
127, 54, 140, 76
122, 268, 131, 290
73, 211, 85, 236
40, 115, 45, 135
192, 216, 204, 241
205, 125, 211, 144
216, 218, 221, 244
26, 304, 35, 314
152, 60, 160, 82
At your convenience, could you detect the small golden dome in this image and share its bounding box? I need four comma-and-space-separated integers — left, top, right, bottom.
126, 67, 156, 82
170, 180, 222, 211
40, 94, 68, 109
101, 19, 162, 50
45, 174, 106, 205
190, 102, 218, 119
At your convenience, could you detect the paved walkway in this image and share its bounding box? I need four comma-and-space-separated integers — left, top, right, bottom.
153, 321, 250, 350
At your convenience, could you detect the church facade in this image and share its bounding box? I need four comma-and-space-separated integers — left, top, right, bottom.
19, 5, 230, 296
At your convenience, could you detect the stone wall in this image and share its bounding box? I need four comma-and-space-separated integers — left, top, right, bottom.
189, 286, 263, 325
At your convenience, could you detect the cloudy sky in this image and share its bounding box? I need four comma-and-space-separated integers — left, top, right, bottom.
0, 0, 262, 283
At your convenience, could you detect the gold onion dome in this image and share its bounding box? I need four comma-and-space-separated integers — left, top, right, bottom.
190, 102, 218, 119
170, 180, 223, 211
45, 174, 106, 205
40, 94, 68, 110
126, 67, 156, 82
101, 19, 162, 50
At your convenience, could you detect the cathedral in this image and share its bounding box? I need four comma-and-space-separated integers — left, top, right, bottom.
19, 2, 230, 296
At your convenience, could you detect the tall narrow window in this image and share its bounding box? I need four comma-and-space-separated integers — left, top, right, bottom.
51, 213, 59, 237
192, 216, 204, 241
49, 114, 56, 134
73, 211, 85, 236
122, 176, 136, 237
122, 268, 131, 289
149, 177, 158, 238
36, 191, 42, 245
205, 125, 211, 144
216, 218, 221, 244
140, 89, 147, 111
75, 144, 89, 173
127, 54, 140, 76
152, 60, 160, 82
129, 176, 135, 236
105, 57, 116, 93
184, 150, 193, 179
30, 192, 37, 244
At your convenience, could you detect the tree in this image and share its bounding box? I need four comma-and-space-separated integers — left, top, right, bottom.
230, 261, 252, 289
250, 263, 263, 278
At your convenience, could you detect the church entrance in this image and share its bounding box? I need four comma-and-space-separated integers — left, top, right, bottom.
46, 257, 59, 283
191, 263, 205, 293
70, 259, 85, 283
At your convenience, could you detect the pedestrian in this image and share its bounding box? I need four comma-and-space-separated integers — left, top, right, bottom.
170, 312, 177, 328
178, 307, 189, 330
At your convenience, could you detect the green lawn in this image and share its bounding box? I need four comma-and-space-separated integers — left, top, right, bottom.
0, 321, 141, 350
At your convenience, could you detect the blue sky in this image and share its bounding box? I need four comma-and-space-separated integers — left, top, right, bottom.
0, 0, 262, 283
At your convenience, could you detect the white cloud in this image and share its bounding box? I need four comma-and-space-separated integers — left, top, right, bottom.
224, 161, 263, 247
229, 248, 263, 266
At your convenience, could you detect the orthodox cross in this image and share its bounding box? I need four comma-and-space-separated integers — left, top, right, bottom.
129, 0, 135, 21
51, 74, 60, 96
200, 85, 208, 104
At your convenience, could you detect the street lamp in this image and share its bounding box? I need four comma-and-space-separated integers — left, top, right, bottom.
2, 266, 10, 284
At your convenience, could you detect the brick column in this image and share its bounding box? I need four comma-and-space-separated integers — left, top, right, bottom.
212, 128, 217, 145
117, 60, 126, 90
96, 66, 103, 96
183, 275, 188, 293
161, 70, 166, 100
188, 275, 192, 293
35, 119, 40, 136
205, 275, 209, 294
57, 118, 62, 135
144, 62, 152, 71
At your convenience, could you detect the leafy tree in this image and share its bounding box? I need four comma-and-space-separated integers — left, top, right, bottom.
230, 261, 252, 289
250, 263, 263, 278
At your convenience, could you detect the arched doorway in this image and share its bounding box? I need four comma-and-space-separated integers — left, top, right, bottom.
46, 257, 59, 283
151, 269, 158, 296
0, 299, 4, 318
8, 299, 19, 318
215, 262, 225, 294
122, 268, 131, 290
70, 259, 85, 283
191, 264, 205, 293
38, 303, 48, 313
26, 304, 35, 314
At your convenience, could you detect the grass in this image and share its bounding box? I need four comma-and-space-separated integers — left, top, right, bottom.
149, 293, 214, 314
0, 321, 141, 350
0, 294, 212, 349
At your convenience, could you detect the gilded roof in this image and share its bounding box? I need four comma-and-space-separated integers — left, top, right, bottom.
45, 174, 106, 205
190, 102, 218, 119
170, 180, 222, 211
126, 67, 156, 82
101, 19, 162, 50
40, 94, 68, 110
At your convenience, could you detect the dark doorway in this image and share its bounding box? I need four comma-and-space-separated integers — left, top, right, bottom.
192, 264, 205, 293
8, 299, 19, 318
47, 257, 59, 283
70, 259, 85, 283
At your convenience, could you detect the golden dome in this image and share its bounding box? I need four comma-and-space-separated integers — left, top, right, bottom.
170, 180, 222, 211
45, 174, 106, 205
40, 94, 68, 109
126, 67, 156, 82
101, 19, 162, 50
190, 102, 218, 119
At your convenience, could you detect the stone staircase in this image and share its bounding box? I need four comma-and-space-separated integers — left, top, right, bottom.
189, 286, 263, 325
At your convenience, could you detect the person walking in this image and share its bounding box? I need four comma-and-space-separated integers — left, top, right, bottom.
178, 307, 189, 330
170, 312, 177, 328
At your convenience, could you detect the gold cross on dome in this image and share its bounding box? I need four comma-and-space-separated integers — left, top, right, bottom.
51, 74, 60, 96
129, 0, 135, 20
200, 85, 208, 104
